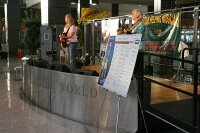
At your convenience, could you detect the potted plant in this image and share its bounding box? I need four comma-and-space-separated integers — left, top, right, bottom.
23, 9, 41, 55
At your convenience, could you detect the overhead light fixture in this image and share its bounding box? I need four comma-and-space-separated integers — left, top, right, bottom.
70, 0, 78, 5
90, 0, 99, 5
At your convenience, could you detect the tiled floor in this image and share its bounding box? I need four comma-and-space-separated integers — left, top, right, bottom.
0, 57, 114, 133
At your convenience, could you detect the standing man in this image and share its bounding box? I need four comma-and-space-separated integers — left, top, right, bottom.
124, 9, 145, 51
124, 9, 146, 78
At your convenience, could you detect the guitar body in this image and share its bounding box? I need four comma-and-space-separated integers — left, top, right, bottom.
59, 33, 68, 48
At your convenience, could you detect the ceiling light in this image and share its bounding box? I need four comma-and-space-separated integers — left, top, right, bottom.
70, 0, 78, 5
90, 0, 99, 5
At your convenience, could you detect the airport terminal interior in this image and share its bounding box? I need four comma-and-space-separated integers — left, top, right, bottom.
0, 0, 200, 133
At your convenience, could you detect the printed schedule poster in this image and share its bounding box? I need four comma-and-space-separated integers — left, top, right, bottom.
98, 34, 142, 97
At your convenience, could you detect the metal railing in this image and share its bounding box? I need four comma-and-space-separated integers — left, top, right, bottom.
138, 49, 200, 133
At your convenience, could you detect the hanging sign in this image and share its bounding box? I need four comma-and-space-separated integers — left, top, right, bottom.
143, 10, 181, 56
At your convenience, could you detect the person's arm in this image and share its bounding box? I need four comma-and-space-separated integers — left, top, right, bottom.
123, 29, 132, 34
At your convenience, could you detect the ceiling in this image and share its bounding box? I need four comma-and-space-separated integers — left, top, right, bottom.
25, 0, 200, 10
99, 0, 154, 6
99, 0, 200, 6
0, 0, 199, 7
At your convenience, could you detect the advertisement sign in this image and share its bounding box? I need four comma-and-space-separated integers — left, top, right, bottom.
98, 34, 142, 97
143, 10, 181, 56
78, 8, 110, 23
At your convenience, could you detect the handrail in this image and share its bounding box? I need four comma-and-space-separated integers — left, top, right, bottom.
144, 77, 194, 97
143, 52, 195, 64
141, 48, 200, 132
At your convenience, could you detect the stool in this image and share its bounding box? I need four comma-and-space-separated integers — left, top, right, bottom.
14, 66, 22, 80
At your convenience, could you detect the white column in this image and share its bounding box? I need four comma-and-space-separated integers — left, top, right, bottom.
154, 0, 161, 12
78, 0, 81, 19
41, 0, 49, 25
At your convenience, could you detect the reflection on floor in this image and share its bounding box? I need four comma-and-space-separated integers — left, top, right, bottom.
0, 57, 114, 133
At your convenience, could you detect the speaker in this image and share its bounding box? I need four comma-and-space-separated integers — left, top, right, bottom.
73, 69, 99, 77
26, 59, 33, 65
76, 60, 83, 69
0, 51, 8, 59
48, 64, 71, 73
38, 58, 49, 68
31, 58, 49, 68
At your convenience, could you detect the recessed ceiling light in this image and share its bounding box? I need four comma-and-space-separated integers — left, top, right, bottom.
70, 0, 78, 5
138, 5, 142, 6
71, 2, 76, 5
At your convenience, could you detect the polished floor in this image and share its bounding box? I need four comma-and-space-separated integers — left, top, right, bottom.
146, 76, 199, 104
0, 57, 115, 133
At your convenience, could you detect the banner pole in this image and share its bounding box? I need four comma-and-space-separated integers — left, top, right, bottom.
116, 95, 121, 133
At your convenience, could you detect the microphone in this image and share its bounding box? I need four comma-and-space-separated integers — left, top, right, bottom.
47, 25, 56, 29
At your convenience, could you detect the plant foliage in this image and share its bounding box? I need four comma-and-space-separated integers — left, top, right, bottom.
23, 9, 41, 54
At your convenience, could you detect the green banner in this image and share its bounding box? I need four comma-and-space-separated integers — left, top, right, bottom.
144, 10, 181, 56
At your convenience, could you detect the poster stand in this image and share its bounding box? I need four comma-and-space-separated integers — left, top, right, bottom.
93, 90, 108, 131
115, 95, 121, 133
92, 91, 122, 133
96, 34, 142, 132
170, 62, 181, 85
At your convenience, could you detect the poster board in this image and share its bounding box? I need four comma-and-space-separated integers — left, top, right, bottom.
98, 34, 142, 97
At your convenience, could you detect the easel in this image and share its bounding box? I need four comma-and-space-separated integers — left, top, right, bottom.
170, 48, 188, 85
95, 34, 143, 132
170, 62, 182, 85
92, 90, 122, 133
115, 95, 121, 133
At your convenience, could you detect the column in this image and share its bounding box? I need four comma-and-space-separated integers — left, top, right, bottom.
78, 0, 90, 57
112, 3, 119, 17
77, 0, 90, 19
4, 0, 20, 56
154, 0, 161, 12
41, 0, 71, 26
